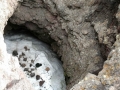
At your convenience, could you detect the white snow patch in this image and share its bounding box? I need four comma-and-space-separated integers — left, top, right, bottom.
4, 34, 66, 90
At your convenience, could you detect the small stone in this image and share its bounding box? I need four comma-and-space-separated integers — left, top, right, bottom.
31, 60, 34, 63
18, 55, 22, 60
20, 63, 26, 67
24, 46, 30, 51
36, 63, 42, 68
39, 81, 45, 86
36, 75, 40, 80
24, 68, 29, 71
22, 52, 25, 56
28, 70, 31, 73
30, 64, 32, 67
30, 73, 35, 77
23, 58, 27, 61
82, 30, 88, 35
45, 67, 50, 72
24, 46, 28, 51
12, 50, 18, 56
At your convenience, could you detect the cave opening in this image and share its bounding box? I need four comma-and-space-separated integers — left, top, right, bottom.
4, 20, 66, 90
3, 0, 120, 89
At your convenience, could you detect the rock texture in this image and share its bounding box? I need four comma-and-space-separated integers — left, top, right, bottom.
9, 0, 120, 89
10, 0, 105, 89
0, 0, 34, 90
0, 0, 120, 90
70, 2, 120, 90
70, 33, 120, 90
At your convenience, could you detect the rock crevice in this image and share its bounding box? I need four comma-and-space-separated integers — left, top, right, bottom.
1, 0, 120, 90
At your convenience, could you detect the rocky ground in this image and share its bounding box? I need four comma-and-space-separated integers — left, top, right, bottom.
0, 0, 34, 90
70, 34, 120, 90
0, 0, 120, 90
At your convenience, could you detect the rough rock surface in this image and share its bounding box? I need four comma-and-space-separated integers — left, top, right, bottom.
0, 0, 34, 90
70, 2, 120, 89
70, 34, 120, 90
9, 0, 120, 89
1, 0, 120, 90
10, 0, 105, 89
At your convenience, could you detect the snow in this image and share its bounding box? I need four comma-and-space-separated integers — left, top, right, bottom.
4, 33, 66, 90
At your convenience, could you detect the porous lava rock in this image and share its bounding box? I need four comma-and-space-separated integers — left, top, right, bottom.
0, 0, 34, 90
0, 0, 120, 90
70, 34, 120, 90
9, 0, 104, 89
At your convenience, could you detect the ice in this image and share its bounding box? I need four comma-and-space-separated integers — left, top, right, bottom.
4, 33, 66, 90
